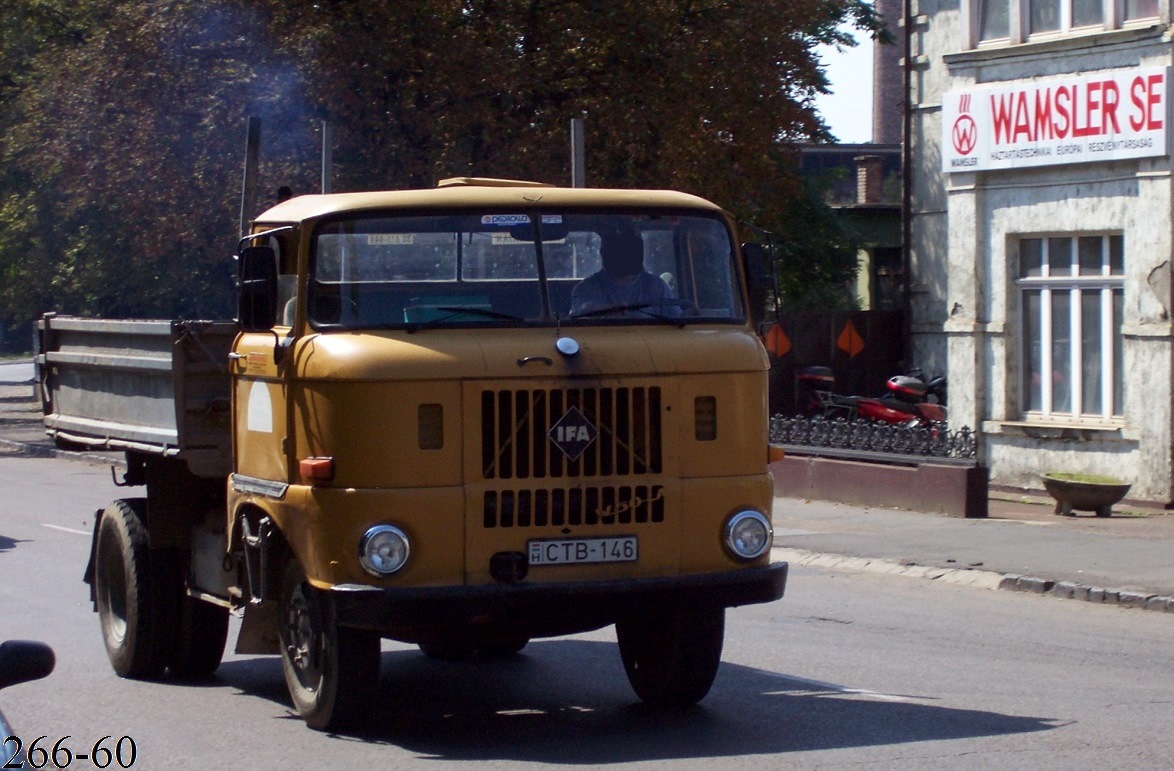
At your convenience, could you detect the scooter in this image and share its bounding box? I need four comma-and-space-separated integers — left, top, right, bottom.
1, 640, 56, 765
797, 366, 948, 426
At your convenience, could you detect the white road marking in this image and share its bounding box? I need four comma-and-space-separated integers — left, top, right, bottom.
759, 670, 920, 703
42, 523, 90, 536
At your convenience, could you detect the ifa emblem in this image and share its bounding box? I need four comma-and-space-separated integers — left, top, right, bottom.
548, 406, 598, 461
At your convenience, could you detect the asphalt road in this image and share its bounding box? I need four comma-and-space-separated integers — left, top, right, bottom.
2, 453, 1172, 769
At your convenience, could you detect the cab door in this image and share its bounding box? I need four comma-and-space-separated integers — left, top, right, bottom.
231, 242, 295, 484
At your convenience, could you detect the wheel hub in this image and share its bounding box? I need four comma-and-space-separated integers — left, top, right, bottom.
284, 583, 321, 682
97, 530, 129, 641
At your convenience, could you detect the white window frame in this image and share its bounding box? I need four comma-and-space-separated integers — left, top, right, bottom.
1017, 235, 1124, 422
963, 0, 1165, 47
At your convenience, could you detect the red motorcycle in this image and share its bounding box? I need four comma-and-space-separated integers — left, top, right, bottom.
797, 366, 947, 427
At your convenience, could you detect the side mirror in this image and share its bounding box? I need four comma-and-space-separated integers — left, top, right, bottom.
237, 245, 278, 332
741, 242, 775, 326
0, 640, 55, 691
741, 243, 771, 285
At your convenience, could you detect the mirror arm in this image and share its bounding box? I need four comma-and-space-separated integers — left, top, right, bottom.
236, 226, 294, 255
274, 331, 293, 363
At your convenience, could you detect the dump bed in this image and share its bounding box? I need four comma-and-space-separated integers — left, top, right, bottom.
36, 315, 236, 477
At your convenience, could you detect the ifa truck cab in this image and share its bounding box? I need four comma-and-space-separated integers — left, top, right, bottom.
40, 177, 786, 731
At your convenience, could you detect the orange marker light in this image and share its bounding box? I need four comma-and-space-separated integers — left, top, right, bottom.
299, 456, 335, 482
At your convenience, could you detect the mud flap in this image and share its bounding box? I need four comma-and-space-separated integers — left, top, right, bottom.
235, 601, 280, 655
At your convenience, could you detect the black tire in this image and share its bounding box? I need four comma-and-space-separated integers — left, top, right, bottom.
616, 604, 725, 708
167, 589, 229, 679
93, 499, 169, 679
277, 559, 380, 731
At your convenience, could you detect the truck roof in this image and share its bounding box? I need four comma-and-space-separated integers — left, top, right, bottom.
254, 178, 726, 225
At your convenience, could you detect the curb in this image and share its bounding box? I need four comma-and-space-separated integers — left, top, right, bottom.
998, 573, 1174, 612
773, 547, 1174, 614
0, 436, 124, 466
0, 436, 58, 458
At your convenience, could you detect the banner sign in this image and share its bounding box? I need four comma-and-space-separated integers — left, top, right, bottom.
942, 67, 1169, 172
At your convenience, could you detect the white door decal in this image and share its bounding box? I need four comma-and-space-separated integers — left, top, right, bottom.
247, 381, 273, 433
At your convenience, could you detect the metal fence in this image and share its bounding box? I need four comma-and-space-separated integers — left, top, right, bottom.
770, 415, 978, 466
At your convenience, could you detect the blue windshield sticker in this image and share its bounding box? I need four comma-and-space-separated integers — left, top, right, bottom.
480, 214, 563, 227
481, 215, 529, 226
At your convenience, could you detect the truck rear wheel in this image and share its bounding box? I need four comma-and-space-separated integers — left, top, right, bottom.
616, 604, 725, 708
277, 559, 380, 731
167, 586, 229, 679
94, 499, 168, 679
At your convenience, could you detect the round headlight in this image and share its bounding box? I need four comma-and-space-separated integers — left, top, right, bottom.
359, 525, 411, 576
724, 510, 773, 561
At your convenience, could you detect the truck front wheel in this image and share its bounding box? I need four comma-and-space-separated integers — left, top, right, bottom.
277, 559, 380, 731
615, 604, 725, 708
94, 499, 168, 679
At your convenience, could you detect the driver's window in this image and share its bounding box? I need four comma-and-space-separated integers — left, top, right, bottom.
277, 274, 297, 326
268, 236, 297, 328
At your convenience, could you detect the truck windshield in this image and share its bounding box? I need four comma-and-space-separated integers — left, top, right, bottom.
308, 211, 744, 329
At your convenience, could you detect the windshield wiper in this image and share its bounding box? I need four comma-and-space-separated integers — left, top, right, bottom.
406, 306, 525, 333
571, 301, 687, 327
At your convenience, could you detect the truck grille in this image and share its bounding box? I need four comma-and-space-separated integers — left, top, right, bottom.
483, 485, 665, 529
480, 387, 662, 480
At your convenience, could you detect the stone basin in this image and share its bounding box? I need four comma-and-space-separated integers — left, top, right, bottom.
1041, 473, 1132, 517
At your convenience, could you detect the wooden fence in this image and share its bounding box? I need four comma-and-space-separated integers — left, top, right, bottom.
762, 310, 905, 416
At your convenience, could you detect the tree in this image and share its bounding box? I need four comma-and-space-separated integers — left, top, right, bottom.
0, 0, 880, 348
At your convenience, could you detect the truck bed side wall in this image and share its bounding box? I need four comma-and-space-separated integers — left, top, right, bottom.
37, 315, 236, 478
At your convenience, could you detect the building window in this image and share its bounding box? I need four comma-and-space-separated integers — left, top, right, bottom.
1018, 235, 1124, 421
980, 0, 1011, 39
972, 0, 1159, 44
1028, 0, 1103, 33
1125, 0, 1160, 20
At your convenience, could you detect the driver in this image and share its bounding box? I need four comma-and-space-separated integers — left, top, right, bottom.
570, 229, 680, 317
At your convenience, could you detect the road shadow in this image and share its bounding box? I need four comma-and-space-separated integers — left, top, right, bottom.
214, 639, 1060, 762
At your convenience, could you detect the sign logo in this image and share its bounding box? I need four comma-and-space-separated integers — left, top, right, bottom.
952, 94, 977, 156
548, 406, 598, 461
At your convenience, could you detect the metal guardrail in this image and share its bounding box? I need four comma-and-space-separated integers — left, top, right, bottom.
770, 415, 978, 467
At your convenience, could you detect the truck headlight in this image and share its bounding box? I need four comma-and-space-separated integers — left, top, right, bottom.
359, 525, 411, 576
723, 510, 772, 561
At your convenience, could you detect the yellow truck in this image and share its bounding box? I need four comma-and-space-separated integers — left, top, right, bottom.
38, 177, 787, 730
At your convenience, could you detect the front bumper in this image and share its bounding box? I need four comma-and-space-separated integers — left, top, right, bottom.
329, 562, 788, 637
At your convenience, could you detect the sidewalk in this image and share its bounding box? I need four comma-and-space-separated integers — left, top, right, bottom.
772, 494, 1174, 613
4, 361, 1172, 613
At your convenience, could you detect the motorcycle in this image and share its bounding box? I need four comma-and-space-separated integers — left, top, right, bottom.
1, 640, 56, 765
796, 366, 948, 427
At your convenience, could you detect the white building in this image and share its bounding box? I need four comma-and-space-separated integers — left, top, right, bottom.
910, 0, 1173, 503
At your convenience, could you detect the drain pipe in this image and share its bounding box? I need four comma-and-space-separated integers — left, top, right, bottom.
901, 0, 914, 369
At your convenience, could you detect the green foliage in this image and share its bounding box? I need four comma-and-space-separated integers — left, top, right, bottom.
750, 166, 862, 313
0, 0, 879, 349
